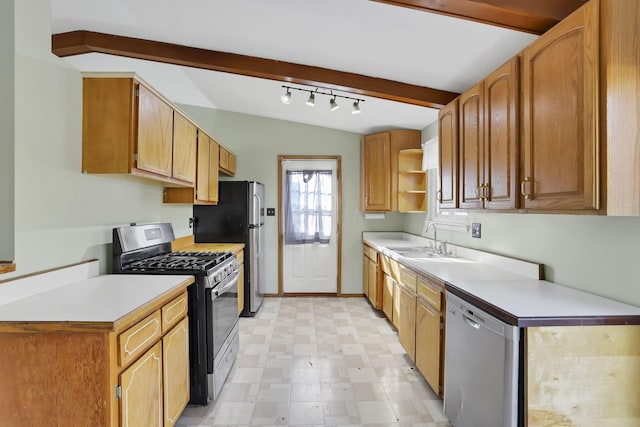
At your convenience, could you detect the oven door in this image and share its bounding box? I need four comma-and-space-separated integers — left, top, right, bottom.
206, 274, 239, 373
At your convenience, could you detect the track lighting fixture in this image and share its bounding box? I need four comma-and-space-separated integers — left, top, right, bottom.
305, 92, 315, 107
329, 96, 340, 111
280, 88, 292, 104
352, 100, 361, 115
280, 85, 365, 114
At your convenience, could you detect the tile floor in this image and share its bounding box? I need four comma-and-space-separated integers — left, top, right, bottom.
176, 297, 452, 427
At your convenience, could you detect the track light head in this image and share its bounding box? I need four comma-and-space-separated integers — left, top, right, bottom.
305, 92, 315, 107
280, 85, 363, 114
280, 88, 292, 104
329, 96, 340, 111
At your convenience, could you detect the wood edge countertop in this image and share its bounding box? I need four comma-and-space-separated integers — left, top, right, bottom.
0, 260, 194, 334
172, 235, 244, 255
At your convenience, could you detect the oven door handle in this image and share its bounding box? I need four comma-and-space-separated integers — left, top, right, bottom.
211, 274, 240, 300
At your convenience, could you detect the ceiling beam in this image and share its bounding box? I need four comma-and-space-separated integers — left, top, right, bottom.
52, 30, 458, 109
370, 0, 587, 35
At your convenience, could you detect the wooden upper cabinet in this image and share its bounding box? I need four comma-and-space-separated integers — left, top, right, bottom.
521, 0, 599, 211
361, 130, 421, 212
207, 138, 220, 202
602, 0, 640, 216
219, 146, 236, 176
484, 57, 520, 210
172, 112, 197, 184
136, 85, 174, 178
458, 82, 484, 210
438, 99, 459, 209
361, 132, 392, 211
457, 57, 520, 211
82, 75, 195, 187
164, 130, 219, 204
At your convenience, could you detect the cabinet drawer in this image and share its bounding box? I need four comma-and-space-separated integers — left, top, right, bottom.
399, 266, 417, 293
417, 277, 442, 311
162, 292, 188, 334
381, 255, 401, 282
119, 310, 162, 367
364, 245, 378, 261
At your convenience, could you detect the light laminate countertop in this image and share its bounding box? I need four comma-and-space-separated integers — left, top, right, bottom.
0, 273, 193, 329
363, 232, 640, 326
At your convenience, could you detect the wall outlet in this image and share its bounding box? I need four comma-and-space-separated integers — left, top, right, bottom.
266, 208, 275, 216
471, 223, 481, 238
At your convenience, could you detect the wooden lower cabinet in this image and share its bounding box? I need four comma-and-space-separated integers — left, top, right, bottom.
416, 299, 442, 395
163, 317, 190, 427
0, 290, 190, 427
236, 249, 245, 314
363, 245, 380, 308
120, 342, 163, 427
382, 274, 394, 320
397, 284, 417, 361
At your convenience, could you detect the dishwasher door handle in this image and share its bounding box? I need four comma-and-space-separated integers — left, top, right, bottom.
463, 314, 481, 330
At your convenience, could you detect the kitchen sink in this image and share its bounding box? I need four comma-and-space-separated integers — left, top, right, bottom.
385, 246, 445, 258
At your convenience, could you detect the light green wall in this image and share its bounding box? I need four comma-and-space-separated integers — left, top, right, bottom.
178, 104, 406, 294
0, 0, 15, 262
4, 0, 193, 279
402, 122, 640, 307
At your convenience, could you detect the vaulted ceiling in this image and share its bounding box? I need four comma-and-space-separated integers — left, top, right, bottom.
50, 0, 585, 134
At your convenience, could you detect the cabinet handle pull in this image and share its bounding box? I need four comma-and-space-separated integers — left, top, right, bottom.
483, 184, 490, 200
436, 190, 442, 203
477, 186, 484, 201
521, 177, 531, 200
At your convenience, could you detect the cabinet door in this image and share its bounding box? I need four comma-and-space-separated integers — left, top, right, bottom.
208, 139, 220, 202
228, 153, 237, 175
136, 85, 174, 177
459, 82, 485, 209
484, 57, 520, 210
398, 285, 416, 361
438, 99, 459, 209
416, 299, 442, 396
163, 317, 190, 427
361, 133, 391, 211
363, 255, 369, 298
522, 1, 599, 210
196, 132, 210, 203
219, 146, 229, 171
382, 274, 394, 320
119, 342, 163, 427
172, 113, 197, 184
391, 281, 401, 329
368, 256, 378, 308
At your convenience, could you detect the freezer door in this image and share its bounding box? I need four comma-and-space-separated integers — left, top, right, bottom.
249, 182, 265, 227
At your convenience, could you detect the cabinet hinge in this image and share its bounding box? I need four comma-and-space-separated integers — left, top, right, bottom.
135, 87, 140, 97
439, 385, 443, 394
133, 152, 138, 162
115, 384, 122, 400
440, 321, 444, 331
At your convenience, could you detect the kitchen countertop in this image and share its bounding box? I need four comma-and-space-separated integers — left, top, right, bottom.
172, 235, 244, 254
0, 272, 194, 331
363, 232, 640, 327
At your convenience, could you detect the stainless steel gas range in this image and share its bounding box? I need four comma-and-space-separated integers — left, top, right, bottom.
112, 223, 239, 405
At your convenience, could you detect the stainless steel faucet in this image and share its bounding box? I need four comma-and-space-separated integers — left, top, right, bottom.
424, 222, 438, 252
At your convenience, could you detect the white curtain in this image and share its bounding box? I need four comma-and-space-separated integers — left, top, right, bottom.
284, 170, 332, 244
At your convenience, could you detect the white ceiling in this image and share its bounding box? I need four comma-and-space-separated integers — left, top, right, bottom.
50, 0, 538, 135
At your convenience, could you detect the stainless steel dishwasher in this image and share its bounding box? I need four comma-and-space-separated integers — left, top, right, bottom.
444, 293, 520, 427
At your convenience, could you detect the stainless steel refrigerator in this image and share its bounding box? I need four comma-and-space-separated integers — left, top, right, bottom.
193, 181, 265, 316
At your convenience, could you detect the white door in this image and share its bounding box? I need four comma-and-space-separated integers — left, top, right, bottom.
282, 159, 338, 293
